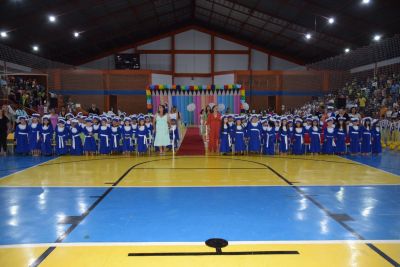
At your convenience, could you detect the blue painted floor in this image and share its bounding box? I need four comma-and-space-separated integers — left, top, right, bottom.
0, 156, 55, 178
344, 151, 400, 176
1, 186, 399, 245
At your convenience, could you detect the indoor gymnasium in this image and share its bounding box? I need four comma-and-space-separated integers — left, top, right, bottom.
0, 0, 400, 266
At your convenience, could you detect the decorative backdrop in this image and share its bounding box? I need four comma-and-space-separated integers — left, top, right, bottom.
146, 84, 246, 125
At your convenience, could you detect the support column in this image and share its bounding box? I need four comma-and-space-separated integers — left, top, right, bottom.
171, 34, 175, 84
211, 34, 215, 84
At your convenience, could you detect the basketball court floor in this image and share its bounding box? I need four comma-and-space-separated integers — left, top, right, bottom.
0, 153, 399, 266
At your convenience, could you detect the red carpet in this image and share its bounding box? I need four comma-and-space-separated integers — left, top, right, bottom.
177, 127, 205, 156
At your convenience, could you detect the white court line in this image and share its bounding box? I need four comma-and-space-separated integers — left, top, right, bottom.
0, 240, 399, 248
0, 156, 59, 180
1, 184, 400, 188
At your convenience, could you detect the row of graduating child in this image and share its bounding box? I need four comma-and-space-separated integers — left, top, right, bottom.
14, 113, 179, 156
219, 114, 382, 155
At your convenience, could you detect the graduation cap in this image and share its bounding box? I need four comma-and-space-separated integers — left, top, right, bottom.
65, 113, 74, 118
58, 118, 66, 124
31, 113, 40, 118
42, 115, 50, 121
280, 116, 287, 121
138, 116, 145, 121
338, 116, 346, 121
71, 119, 79, 124
17, 115, 27, 121
351, 117, 359, 122
85, 118, 92, 123
312, 116, 320, 122
124, 117, 132, 122
295, 118, 303, 124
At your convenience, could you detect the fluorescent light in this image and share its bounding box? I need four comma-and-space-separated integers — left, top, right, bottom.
344, 48, 350, 53
32, 45, 39, 52
362, 0, 370, 4
305, 33, 312, 40
373, 34, 381, 41
0, 31, 7, 38
73, 31, 80, 38
328, 17, 335, 24
48, 15, 56, 23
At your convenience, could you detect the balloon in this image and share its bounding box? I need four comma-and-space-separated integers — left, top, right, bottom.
243, 102, 249, 111
218, 103, 225, 112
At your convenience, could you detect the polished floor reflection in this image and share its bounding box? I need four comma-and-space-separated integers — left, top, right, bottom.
0, 154, 399, 267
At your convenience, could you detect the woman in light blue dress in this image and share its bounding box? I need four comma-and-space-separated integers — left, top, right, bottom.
153, 105, 170, 155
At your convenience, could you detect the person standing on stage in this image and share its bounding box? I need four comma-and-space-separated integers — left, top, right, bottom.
153, 104, 170, 155
207, 105, 221, 153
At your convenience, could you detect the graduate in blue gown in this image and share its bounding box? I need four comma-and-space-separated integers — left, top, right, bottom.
136, 116, 149, 155
309, 117, 321, 154
131, 116, 138, 152
15, 116, 30, 154
144, 115, 154, 148
40, 115, 53, 156
247, 115, 262, 154
262, 119, 276, 155
279, 117, 290, 154
69, 119, 83, 155
110, 117, 122, 154
371, 119, 382, 154
227, 115, 235, 145
55, 119, 69, 155
220, 116, 231, 155
122, 117, 134, 154
98, 117, 111, 155
82, 118, 97, 155
292, 118, 305, 155
29, 114, 42, 156
361, 117, 373, 155
323, 117, 336, 154
349, 117, 361, 155
167, 119, 180, 151
335, 117, 347, 155
233, 116, 246, 155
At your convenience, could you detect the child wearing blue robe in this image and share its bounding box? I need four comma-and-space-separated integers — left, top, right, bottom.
309, 117, 321, 154
233, 117, 246, 155
55, 119, 69, 155
98, 118, 111, 155
144, 116, 154, 148
262, 119, 276, 155
122, 118, 134, 154
110, 118, 122, 154
323, 117, 336, 154
247, 115, 262, 154
292, 119, 305, 155
136, 117, 149, 155
349, 118, 361, 155
335, 117, 347, 154
167, 119, 180, 151
220, 116, 231, 154
361, 117, 372, 154
69, 119, 83, 155
29, 114, 42, 156
15, 116, 30, 154
228, 115, 235, 143
279, 117, 290, 154
371, 120, 382, 154
82, 119, 97, 155
40, 116, 53, 156
131, 117, 138, 151
287, 119, 294, 153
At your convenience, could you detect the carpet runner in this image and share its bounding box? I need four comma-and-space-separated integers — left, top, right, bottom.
177, 127, 205, 156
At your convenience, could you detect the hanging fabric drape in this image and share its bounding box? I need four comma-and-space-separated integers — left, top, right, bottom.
146, 84, 246, 126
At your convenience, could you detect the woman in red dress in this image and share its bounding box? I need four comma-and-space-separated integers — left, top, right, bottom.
207, 105, 221, 153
